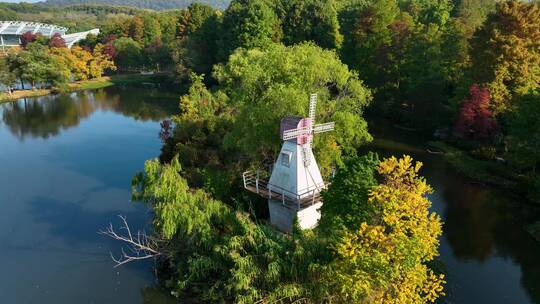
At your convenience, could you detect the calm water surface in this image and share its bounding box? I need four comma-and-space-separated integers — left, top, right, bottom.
0, 89, 539, 303
0, 87, 178, 303
369, 124, 540, 304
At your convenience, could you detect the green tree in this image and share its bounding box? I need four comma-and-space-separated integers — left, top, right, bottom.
340, 0, 461, 127
277, 0, 343, 49
469, 0, 540, 114
8, 43, 66, 88
140, 13, 163, 46
157, 11, 180, 44
339, 0, 403, 107
319, 152, 380, 234
113, 37, 143, 69
164, 43, 371, 202
89, 43, 117, 78
455, 0, 496, 37
509, 89, 540, 175
131, 157, 328, 303
172, 3, 221, 79
77, 33, 99, 50
0, 57, 17, 93
213, 43, 372, 174
219, 0, 281, 59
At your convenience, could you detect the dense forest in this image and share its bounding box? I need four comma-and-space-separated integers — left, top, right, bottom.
1, 0, 540, 302
0, 3, 148, 32
43, 0, 230, 10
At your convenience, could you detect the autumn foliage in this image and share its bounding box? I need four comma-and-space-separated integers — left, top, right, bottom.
48, 33, 66, 48
330, 155, 445, 303
470, 0, 540, 114
454, 84, 498, 140
20, 31, 40, 48
102, 34, 118, 59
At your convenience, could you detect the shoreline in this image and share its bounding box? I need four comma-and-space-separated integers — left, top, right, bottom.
427, 141, 540, 208
0, 74, 169, 104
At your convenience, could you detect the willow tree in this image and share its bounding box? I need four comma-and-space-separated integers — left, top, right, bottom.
131, 157, 330, 303
214, 43, 372, 174
129, 154, 445, 303
165, 43, 372, 201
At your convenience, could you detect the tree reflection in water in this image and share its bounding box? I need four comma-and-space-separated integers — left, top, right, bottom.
1, 86, 178, 140
365, 120, 540, 304
442, 181, 540, 303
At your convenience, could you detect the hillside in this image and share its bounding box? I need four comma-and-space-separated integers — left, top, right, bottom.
43, 0, 231, 10
0, 3, 150, 32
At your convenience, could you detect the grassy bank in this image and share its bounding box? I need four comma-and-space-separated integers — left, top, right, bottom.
0, 89, 50, 102
428, 141, 520, 189
428, 141, 540, 205
0, 74, 168, 104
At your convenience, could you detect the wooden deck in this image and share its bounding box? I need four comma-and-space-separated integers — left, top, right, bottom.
243, 171, 324, 210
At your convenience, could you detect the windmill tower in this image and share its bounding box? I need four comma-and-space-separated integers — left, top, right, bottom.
242, 94, 334, 232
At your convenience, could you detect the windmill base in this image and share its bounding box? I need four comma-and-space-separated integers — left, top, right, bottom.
268, 200, 322, 233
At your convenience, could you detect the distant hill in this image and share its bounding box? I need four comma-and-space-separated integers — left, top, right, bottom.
43, 0, 231, 10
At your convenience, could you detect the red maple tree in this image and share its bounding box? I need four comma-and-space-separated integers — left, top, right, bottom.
48, 33, 66, 48
101, 34, 118, 58
454, 84, 498, 140
20, 31, 39, 48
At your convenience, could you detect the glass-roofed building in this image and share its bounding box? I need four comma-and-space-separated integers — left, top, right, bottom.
0, 21, 99, 48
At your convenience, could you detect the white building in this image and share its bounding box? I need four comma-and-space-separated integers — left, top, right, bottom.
0, 21, 99, 49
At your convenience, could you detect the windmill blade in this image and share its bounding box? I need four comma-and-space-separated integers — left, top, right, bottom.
283, 126, 311, 140
313, 122, 335, 134
309, 94, 317, 123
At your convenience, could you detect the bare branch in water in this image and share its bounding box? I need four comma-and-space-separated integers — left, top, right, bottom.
100, 215, 161, 268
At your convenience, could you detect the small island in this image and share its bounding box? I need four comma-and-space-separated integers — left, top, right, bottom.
0, 0, 539, 303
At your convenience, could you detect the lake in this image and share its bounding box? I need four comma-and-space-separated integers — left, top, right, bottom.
0, 88, 539, 303
0, 87, 178, 303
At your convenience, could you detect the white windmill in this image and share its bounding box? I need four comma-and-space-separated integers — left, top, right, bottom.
242, 94, 334, 232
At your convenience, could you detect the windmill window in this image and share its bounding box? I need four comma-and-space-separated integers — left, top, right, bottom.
280, 151, 292, 168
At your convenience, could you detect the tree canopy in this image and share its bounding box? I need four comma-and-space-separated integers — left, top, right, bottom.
131, 154, 444, 303
175, 43, 372, 176
219, 0, 281, 59
469, 0, 540, 114
276, 0, 343, 49
454, 84, 498, 140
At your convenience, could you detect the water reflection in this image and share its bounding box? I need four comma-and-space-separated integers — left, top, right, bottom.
442, 183, 499, 261
366, 121, 540, 304
1, 86, 178, 140
0, 87, 179, 303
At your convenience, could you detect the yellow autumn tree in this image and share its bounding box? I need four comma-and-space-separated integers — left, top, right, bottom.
89, 43, 116, 79
328, 155, 444, 303
70, 46, 93, 81
470, 0, 540, 114
49, 47, 76, 83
